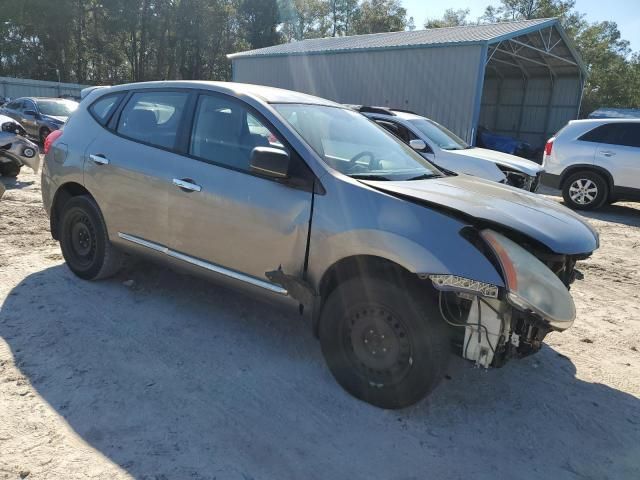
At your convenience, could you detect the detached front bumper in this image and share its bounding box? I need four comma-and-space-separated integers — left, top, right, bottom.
0, 134, 40, 172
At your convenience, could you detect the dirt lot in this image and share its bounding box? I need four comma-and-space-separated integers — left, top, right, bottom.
1, 168, 639, 480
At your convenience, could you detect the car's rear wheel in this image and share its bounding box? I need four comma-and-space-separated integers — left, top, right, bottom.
319, 276, 449, 409
562, 171, 608, 210
59, 196, 124, 280
0, 162, 21, 178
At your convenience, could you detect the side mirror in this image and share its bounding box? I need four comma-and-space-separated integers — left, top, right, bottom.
409, 139, 427, 152
249, 146, 290, 179
23, 110, 37, 117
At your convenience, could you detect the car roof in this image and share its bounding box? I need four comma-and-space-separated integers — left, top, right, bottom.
93, 81, 343, 108
569, 118, 640, 125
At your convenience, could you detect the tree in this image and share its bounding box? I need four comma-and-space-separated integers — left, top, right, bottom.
351, 0, 408, 34
424, 8, 470, 29
238, 0, 281, 49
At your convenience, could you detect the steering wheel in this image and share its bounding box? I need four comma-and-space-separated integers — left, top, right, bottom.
347, 151, 376, 173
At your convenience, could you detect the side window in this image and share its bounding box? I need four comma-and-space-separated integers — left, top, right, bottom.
579, 124, 624, 145
90, 94, 123, 125
23, 101, 36, 113
117, 91, 188, 149
189, 95, 286, 171
619, 123, 640, 148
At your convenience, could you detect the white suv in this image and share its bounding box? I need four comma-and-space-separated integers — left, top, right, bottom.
542, 119, 640, 210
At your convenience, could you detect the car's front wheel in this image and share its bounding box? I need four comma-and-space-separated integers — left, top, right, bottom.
562, 171, 608, 210
59, 195, 124, 280
319, 276, 449, 409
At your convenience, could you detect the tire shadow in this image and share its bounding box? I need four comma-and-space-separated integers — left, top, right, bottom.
1, 262, 639, 479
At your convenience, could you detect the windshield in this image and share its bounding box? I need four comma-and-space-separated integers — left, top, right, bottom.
409, 118, 469, 150
37, 99, 78, 117
273, 104, 442, 181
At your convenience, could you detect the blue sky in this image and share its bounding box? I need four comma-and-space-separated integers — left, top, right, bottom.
403, 0, 640, 51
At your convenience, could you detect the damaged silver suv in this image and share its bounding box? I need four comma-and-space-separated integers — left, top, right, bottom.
42, 82, 598, 409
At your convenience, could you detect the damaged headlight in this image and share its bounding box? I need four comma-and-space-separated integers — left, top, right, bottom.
481, 229, 575, 329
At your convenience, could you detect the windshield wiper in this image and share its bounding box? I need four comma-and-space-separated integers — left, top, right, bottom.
406, 173, 441, 181
349, 174, 392, 181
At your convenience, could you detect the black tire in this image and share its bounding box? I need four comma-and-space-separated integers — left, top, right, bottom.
59, 195, 124, 280
0, 162, 21, 178
562, 171, 608, 210
40, 127, 51, 146
319, 276, 450, 409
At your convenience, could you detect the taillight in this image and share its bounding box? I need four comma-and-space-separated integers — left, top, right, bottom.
44, 129, 63, 154
544, 138, 554, 156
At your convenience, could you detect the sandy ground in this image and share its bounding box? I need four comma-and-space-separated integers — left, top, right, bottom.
0, 168, 639, 480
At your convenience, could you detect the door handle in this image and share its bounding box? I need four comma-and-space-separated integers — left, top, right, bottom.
89, 154, 110, 165
173, 178, 202, 192
600, 151, 616, 157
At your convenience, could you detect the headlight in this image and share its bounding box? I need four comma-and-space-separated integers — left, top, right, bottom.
481, 229, 575, 329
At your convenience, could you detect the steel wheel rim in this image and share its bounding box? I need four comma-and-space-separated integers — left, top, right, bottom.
569, 179, 598, 205
67, 212, 97, 267
342, 306, 413, 387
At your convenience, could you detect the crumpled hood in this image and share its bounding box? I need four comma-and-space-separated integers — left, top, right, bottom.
362, 175, 599, 255
448, 147, 543, 176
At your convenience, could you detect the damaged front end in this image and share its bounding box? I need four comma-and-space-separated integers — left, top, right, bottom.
426, 229, 583, 368
0, 118, 40, 175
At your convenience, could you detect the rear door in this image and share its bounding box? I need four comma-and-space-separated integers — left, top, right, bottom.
167, 92, 314, 283
84, 89, 191, 249
596, 123, 640, 189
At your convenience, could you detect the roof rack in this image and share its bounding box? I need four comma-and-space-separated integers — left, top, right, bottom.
390, 108, 418, 115
353, 106, 397, 116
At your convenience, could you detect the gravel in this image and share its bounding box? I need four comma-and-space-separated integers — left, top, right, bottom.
1, 169, 639, 479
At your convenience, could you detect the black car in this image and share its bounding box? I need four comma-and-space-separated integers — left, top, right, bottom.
1, 97, 78, 144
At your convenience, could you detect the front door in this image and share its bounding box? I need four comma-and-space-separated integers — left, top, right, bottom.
167, 93, 313, 284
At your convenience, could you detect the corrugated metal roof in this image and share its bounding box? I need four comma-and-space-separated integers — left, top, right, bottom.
228, 18, 555, 59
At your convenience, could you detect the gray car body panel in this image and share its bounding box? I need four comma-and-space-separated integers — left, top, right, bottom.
43, 81, 598, 304
362, 175, 599, 255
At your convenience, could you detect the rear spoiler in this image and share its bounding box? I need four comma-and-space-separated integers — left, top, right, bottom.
80, 86, 109, 100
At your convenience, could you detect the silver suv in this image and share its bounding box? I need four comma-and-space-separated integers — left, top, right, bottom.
42, 81, 598, 408
542, 119, 640, 210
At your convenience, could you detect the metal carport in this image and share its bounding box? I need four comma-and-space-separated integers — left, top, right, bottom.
229, 18, 587, 149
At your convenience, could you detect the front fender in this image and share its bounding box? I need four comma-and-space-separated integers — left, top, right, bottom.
307, 178, 505, 289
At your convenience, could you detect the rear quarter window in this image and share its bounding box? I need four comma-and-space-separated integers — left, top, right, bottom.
89, 94, 124, 125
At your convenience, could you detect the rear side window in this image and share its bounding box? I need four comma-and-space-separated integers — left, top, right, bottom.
579, 124, 624, 145
89, 94, 123, 125
117, 91, 189, 150
619, 123, 640, 148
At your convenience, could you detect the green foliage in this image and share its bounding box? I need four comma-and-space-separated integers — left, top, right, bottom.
424, 8, 470, 29
351, 0, 408, 35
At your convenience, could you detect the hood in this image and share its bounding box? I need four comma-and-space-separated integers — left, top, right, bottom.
362, 175, 598, 255
448, 147, 543, 176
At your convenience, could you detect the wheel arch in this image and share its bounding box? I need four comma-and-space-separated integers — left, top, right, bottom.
313, 255, 430, 337
560, 164, 614, 193
50, 182, 94, 240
